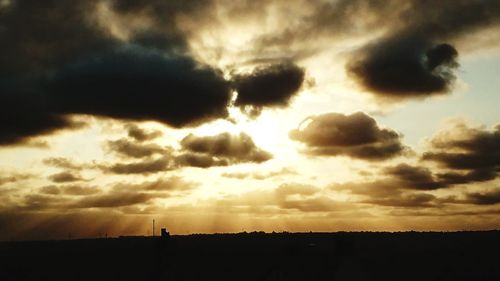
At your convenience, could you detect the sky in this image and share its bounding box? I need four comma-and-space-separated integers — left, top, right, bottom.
0, 0, 500, 240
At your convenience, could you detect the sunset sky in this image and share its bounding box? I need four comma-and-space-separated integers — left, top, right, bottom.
1, 0, 500, 240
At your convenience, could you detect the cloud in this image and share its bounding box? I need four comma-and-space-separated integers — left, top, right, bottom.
59, 178, 194, 209
175, 152, 229, 168
112, 176, 198, 193
47, 47, 232, 127
0, 172, 32, 186
0, 95, 86, 145
464, 189, 500, 205
221, 167, 297, 180
232, 62, 305, 116
384, 164, 445, 190
100, 131, 271, 173
327, 121, 500, 206
125, 124, 162, 142
48, 171, 85, 183
70, 192, 156, 209
63, 185, 101, 196
39, 185, 61, 195
332, 179, 438, 208
106, 138, 168, 159
40, 184, 101, 196
0, 1, 232, 145
97, 130, 271, 174
271, 183, 350, 212
33, 177, 193, 211
290, 112, 408, 160
275, 183, 319, 197
179, 132, 272, 166
42, 157, 87, 170
422, 122, 500, 183
363, 193, 437, 208
102, 157, 174, 175
346, 39, 459, 99
344, 0, 500, 99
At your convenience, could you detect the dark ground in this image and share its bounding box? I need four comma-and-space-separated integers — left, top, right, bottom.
0, 231, 499, 281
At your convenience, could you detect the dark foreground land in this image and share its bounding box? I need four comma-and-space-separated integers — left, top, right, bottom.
1, 231, 499, 281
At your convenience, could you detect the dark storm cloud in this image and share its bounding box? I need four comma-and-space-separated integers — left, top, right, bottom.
0, 0, 233, 145
106, 138, 167, 159
345, 0, 500, 99
0, 0, 110, 74
180, 132, 272, 166
0, 90, 86, 145
48, 171, 85, 183
232, 62, 305, 116
0, 0, 105, 144
347, 39, 459, 99
290, 112, 408, 160
0, 48, 232, 145
125, 124, 162, 142
47, 47, 232, 127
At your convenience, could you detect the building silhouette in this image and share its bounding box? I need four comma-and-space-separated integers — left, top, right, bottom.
161, 228, 170, 239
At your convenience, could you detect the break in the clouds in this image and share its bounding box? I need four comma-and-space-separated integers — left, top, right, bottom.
233, 62, 305, 116
222, 167, 297, 180
290, 112, 408, 160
